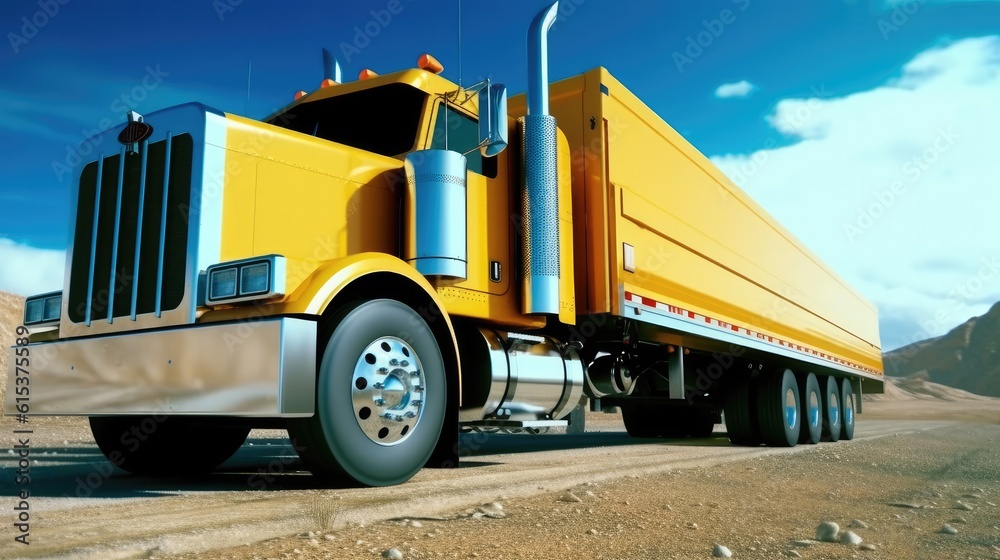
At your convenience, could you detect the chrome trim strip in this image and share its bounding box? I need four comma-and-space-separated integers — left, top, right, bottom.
106, 146, 127, 323
5, 317, 316, 416
130, 139, 149, 320
84, 155, 104, 327
622, 299, 882, 382
155, 132, 172, 318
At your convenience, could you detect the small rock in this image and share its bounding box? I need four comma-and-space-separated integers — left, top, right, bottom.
476, 502, 505, 519
560, 492, 583, 503
324, 535, 336, 541
292, 550, 302, 556
955, 501, 974, 511
860, 543, 877, 551
585, 491, 596, 498
963, 493, 984, 500
588, 529, 598, 535
949, 516, 967, 524
786, 551, 802, 558
840, 531, 863, 545
850, 519, 869, 529
888, 502, 924, 509
712, 544, 733, 558
792, 540, 818, 547
816, 521, 840, 542
686, 522, 699, 530
382, 548, 404, 560
410, 521, 423, 528
940, 524, 959, 535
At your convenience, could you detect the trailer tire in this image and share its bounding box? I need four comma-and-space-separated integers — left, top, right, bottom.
756, 368, 800, 447
798, 372, 822, 445
89, 416, 249, 476
622, 405, 715, 438
621, 404, 660, 438
724, 376, 760, 445
840, 378, 856, 441
288, 299, 446, 487
822, 376, 842, 442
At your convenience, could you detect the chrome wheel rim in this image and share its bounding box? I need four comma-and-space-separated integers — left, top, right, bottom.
829, 392, 840, 426
351, 336, 425, 446
843, 391, 854, 425
808, 390, 821, 428
784, 387, 798, 429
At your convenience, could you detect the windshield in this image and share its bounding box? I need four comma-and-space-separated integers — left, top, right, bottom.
267, 83, 426, 157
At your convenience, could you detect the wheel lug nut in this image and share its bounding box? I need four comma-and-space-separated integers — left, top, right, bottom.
414, 385, 424, 392
374, 398, 385, 406
373, 382, 384, 389
378, 367, 388, 374
400, 360, 409, 367
412, 399, 422, 407
389, 358, 399, 366
394, 415, 404, 422
410, 370, 421, 377
382, 412, 393, 420
405, 411, 416, 418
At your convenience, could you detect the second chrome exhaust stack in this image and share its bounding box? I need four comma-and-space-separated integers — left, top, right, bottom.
520, 1, 561, 315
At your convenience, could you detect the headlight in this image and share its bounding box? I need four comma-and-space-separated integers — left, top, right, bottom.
24, 291, 62, 326
205, 255, 285, 306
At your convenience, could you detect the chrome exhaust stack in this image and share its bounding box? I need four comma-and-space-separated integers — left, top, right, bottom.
519, 1, 561, 315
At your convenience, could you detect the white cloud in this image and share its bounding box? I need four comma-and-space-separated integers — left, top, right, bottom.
714, 80, 757, 99
0, 239, 65, 296
710, 36, 1000, 351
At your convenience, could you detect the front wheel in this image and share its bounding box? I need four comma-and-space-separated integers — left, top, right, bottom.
89, 416, 249, 476
288, 299, 447, 487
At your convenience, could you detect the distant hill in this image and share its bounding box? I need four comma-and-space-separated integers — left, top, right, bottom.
883, 301, 1000, 397
0, 290, 25, 401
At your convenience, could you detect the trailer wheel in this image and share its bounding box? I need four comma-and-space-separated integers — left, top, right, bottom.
288, 299, 446, 487
798, 372, 822, 445
89, 416, 249, 475
822, 376, 842, 442
621, 404, 660, 438
724, 376, 760, 445
840, 378, 856, 441
622, 405, 716, 438
756, 368, 801, 447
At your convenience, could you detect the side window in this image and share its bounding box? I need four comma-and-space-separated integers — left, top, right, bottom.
430, 104, 498, 178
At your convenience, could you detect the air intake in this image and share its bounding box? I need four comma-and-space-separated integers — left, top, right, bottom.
404, 149, 468, 280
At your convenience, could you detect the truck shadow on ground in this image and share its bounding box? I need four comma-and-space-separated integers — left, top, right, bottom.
2, 431, 734, 498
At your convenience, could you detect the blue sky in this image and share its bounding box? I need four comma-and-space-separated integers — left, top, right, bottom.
1, 0, 999, 351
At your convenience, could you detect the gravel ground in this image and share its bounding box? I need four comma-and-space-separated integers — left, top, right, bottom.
150, 417, 1000, 560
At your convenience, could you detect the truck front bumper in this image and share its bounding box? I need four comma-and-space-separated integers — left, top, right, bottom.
5, 317, 316, 417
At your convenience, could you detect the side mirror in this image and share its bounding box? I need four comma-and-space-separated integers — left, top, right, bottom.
478, 82, 508, 157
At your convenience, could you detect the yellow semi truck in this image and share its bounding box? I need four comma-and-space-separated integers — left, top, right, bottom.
8, 2, 882, 486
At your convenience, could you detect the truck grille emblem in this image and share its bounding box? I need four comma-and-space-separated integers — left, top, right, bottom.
118, 111, 153, 154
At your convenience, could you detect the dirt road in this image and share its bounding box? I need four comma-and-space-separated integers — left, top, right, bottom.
3, 411, 998, 560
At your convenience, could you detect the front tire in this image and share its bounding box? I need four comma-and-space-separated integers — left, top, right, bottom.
89, 416, 249, 476
288, 299, 447, 487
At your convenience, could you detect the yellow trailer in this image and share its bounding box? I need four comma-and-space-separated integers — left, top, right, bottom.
8, 2, 882, 486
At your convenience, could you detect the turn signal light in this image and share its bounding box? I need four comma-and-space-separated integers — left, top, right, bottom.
294, 90, 307, 101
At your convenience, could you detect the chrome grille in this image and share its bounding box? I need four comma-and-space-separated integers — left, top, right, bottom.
67, 134, 193, 324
